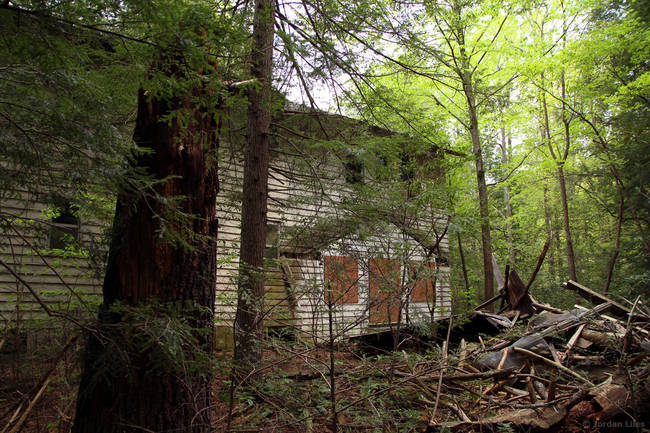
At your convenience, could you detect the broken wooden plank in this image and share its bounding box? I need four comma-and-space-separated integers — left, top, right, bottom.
532, 301, 566, 314
564, 280, 649, 321
491, 253, 505, 292
538, 302, 612, 339
473, 293, 502, 312
508, 269, 533, 314
574, 304, 649, 336
548, 342, 562, 364
565, 323, 586, 357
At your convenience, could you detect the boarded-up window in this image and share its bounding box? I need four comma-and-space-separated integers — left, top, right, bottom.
324, 256, 359, 304
409, 261, 436, 303
368, 258, 401, 324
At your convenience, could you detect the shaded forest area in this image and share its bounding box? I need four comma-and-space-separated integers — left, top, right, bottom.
1, 0, 648, 432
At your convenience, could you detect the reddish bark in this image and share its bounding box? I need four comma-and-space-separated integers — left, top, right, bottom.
73, 66, 219, 432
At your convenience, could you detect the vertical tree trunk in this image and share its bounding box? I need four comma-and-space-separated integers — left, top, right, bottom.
234, 0, 275, 377
543, 184, 557, 283
463, 74, 494, 308
73, 62, 219, 433
559, 71, 578, 281
540, 70, 577, 282
472, 116, 494, 307
454, 14, 494, 308
604, 194, 624, 295
500, 127, 516, 266
457, 233, 470, 309
556, 162, 577, 280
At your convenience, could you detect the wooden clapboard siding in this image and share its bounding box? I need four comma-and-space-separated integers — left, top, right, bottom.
0, 191, 106, 323
1, 110, 452, 342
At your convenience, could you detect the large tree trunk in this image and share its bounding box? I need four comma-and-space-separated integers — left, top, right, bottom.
234, 0, 275, 377
462, 72, 494, 307
471, 106, 495, 307
73, 66, 219, 432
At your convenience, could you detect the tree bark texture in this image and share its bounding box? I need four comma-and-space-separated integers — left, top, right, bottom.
234, 0, 274, 377
455, 15, 494, 308
543, 184, 557, 283
464, 74, 494, 307
73, 63, 219, 433
604, 194, 624, 294
559, 71, 578, 281
541, 71, 577, 282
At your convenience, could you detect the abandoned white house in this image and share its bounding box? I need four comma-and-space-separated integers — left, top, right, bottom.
0, 106, 451, 347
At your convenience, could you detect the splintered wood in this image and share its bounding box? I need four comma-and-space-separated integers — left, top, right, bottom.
426, 277, 649, 432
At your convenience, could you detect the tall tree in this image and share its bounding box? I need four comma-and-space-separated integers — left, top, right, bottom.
499, 127, 516, 266
73, 52, 220, 433
68, 2, 238, 430
413, 0, 515, 305
535, 5, 578, 281
234, 0, 275, 377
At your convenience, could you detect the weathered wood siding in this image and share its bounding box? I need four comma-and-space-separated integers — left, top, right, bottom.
214, 142, 451, 344
1, 111, 451, 345
0, 192, 105, 325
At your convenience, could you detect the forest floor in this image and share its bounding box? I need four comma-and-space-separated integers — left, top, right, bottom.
2, 341, 441, 433
4, 338, 648, 433
1, 338, 537, 433
2, 286, 649, 433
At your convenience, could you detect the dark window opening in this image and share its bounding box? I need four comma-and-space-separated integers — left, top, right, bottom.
48, 199, 79, 250
344, 154, 364, 184
400, 152, 415, 181
264, 224, 279, 259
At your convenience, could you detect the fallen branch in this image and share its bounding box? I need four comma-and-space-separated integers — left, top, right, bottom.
512, 346, 594, 386
1, 334, 79, 433
396, 367, 516, 383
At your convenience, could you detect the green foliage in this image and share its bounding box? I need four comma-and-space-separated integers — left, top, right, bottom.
344, 0, 649, 310
81, 301, 215, 394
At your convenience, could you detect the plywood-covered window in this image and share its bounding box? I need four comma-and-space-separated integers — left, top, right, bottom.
409, 261, 436, 303
368, 257, 401, 324
324, 255, 358, 304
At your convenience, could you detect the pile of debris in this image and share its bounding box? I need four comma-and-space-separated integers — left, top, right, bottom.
425, 261, 650, 432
